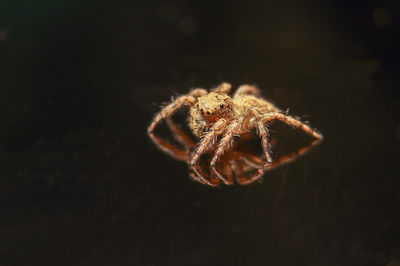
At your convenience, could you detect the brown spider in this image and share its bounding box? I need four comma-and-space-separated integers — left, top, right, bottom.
148, 82, 323, 186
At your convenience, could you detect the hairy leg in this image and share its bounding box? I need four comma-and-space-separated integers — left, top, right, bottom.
243, 108, 273, 167
261, 112, 323, 169
233, 84, 260, 98
210, 121, 241, 185
147, 89, 206, 161
211, 82, 231, 94
262, 112, 323, 140
191, 119, 227, 186
230, 109, 321, 184
148, 88, 206, 132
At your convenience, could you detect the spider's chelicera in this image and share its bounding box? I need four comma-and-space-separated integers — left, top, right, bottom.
148, 82, 323, 186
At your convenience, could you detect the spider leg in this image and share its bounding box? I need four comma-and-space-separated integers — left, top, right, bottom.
211, 82, 231, 94
191, 119, 227, 186
210, 121, 241, 185
148, 88, 206, 133
244, 108, 273, 171
147, 89, 207, 161
262, 112, 323, 140
226, 108, 273, 182
233, 84, 260, 98
261, 112, 323, 169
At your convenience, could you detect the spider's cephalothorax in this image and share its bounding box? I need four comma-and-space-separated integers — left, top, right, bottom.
148, 82, 323, 186
189, 92, 235, 137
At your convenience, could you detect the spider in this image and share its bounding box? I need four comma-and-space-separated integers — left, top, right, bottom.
148, 82, 323, 186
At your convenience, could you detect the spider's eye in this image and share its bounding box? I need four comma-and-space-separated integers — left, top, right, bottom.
200, 109, 204, 115
220, 104, 224, 109
206, 111, 211, 115
196, 104, 199, 108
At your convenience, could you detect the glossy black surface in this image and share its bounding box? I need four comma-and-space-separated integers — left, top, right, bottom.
1, 0, 399, 265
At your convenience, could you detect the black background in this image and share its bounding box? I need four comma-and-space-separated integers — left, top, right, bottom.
1, 0, 399, 265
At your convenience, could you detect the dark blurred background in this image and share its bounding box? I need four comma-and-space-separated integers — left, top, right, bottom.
0, 0, 399, 265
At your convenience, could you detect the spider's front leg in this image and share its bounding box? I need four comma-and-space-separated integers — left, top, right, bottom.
210, 121, 241, 185
148, 89, 206, 161
191, 119, 227, 186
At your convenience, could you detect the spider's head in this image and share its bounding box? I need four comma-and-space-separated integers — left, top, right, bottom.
194, 92, 234, 123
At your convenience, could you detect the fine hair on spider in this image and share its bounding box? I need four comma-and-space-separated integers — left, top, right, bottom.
148, 82, 323, 186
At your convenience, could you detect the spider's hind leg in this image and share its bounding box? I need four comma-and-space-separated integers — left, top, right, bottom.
211, 82, 231, 94
233, 84, 261, 98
